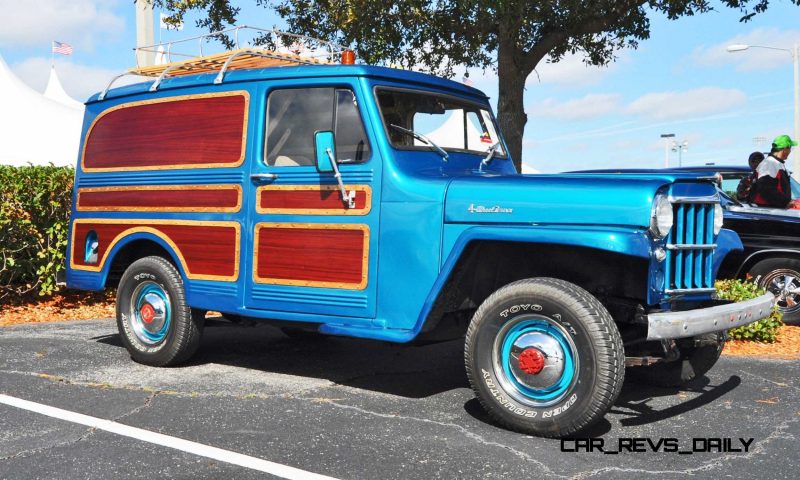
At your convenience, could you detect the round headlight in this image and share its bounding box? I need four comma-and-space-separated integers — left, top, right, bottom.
650, 195, 673, 239
714, 203, 724, 235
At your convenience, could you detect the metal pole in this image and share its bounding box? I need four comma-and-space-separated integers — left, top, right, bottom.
665, 142, 669, 168
660, 133, 675, 168
793, 43, 800, 178
135, 0, 155, 67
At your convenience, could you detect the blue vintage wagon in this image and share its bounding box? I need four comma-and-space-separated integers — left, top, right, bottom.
66, 27, 774, 437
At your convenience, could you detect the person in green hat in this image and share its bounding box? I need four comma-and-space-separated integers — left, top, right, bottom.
752, 134, 798, 208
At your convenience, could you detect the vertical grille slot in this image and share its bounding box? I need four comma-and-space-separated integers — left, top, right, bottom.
664, 199, 717, 294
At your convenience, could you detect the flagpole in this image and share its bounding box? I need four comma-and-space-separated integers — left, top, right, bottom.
50, 41, 54, 68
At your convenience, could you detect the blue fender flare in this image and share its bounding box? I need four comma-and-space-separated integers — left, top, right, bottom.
412, 225, 654, 337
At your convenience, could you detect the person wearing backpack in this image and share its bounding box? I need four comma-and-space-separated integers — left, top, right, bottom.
736, 151, 764, 202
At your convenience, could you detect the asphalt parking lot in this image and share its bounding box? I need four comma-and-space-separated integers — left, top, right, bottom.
1, 318, 799, 479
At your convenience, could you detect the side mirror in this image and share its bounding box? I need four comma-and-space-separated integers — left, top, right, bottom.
315, 130, 336, 173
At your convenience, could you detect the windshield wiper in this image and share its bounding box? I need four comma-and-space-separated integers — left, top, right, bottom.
389, 124, 448, 161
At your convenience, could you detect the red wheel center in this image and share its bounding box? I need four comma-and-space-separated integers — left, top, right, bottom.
140, 304, 155, 324
518, 348, 545, 375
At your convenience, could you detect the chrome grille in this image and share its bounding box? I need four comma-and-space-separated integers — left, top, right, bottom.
664, 199, 717, 294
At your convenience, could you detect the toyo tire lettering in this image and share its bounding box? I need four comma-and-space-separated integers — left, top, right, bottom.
465, 278, 624, 437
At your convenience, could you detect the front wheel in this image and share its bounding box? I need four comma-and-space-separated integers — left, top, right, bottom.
465, 278, 625, 438
116, 256, 204, 366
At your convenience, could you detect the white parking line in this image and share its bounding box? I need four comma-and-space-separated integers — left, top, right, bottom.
0, 394, 339, 480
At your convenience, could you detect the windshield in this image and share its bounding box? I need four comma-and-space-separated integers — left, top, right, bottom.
376, 88, 505, 157
719, 171, 800, 200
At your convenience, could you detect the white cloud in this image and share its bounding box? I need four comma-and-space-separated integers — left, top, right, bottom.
12, 57, 145, 101
0, 0, 125, 50
612, 139, 644, 151
690, 28, 800, 72
529, 52, 627, 88
625, 87, 747, 122
528, 93, 621, 121
460, 50, 627, 93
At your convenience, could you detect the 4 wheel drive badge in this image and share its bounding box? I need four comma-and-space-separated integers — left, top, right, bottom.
468, 204, 513, 214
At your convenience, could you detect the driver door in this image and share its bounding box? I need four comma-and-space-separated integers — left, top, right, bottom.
244, 85, 380, 319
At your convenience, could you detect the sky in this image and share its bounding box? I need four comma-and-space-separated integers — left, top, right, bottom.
1, 0, 799, 173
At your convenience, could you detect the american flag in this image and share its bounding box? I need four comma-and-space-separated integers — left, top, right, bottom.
52, 41, 73, 56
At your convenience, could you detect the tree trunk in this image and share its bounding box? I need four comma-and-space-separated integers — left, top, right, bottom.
496, 40, 529, 173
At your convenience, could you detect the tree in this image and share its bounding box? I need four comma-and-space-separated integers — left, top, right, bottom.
155, 1, 798, 171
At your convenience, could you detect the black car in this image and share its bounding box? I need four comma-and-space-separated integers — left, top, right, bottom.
572, 165, 800, 323
685, 166, 800, 323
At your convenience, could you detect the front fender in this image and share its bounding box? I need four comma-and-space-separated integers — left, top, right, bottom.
409, 225, 653, 336
714, 228, 743, 278
441, 225, 653, 266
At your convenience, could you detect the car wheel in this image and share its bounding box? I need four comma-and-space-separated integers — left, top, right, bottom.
626, 332, 725, 387
465, 278, 625, 438
749, 257, 800, 324
116, 256, 204, 366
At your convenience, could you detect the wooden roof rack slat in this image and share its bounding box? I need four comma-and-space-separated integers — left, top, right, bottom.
99, 26, 349, 100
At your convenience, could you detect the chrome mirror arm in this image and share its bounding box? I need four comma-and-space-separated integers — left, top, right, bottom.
480, 142, 502, 170
326, 148, 356, 209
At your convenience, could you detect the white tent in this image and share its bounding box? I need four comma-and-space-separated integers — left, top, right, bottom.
521, 163, 541, 174
418, 109, 486, 149
0, 54, 84, 167
44, 66, 84, 110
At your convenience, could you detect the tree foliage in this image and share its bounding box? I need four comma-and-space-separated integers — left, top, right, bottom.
154, 1, 799, 170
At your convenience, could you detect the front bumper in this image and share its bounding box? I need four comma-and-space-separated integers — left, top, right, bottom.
646, 293, 775, 340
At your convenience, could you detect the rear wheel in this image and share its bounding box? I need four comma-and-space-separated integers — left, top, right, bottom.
749, 258, 800, 324
465, 278, 624, 438
116, 256, 204, 366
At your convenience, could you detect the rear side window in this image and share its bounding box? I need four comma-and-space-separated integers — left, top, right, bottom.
265, 88, 371, 166
83, 91, 248, 172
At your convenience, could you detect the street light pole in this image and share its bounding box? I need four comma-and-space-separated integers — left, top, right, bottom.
793, 43, 799, 174
728, 42, 800, 178
660, 133, 675, 168
671, 139, 688, 167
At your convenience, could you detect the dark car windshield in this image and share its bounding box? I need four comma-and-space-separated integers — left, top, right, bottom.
720, 171, 800, 200
376, 88, 505, 157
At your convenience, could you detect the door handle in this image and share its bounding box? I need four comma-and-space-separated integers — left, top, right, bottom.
250, 173, 278, 184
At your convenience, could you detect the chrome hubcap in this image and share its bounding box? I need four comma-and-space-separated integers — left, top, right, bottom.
763, 270, 800, 312
508, 332, 566, 389
129, 281, 171, 345
493, 315, 578, 408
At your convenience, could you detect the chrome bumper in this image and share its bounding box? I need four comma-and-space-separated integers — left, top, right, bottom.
646, 293, 775, 340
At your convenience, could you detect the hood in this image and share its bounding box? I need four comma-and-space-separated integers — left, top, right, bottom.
445, 173, 717, 227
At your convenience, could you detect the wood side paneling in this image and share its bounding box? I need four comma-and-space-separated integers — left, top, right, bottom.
77, 185, 241, 212
71, 220, 240, 281
257, 185, 371, 215
82, 92, 248, 172
254, 223, 368, 289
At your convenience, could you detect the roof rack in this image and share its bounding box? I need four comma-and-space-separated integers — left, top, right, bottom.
99, 26, 350, 100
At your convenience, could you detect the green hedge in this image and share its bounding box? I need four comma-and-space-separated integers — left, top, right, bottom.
716, 278, 783, 343
0, 165, 74, 301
